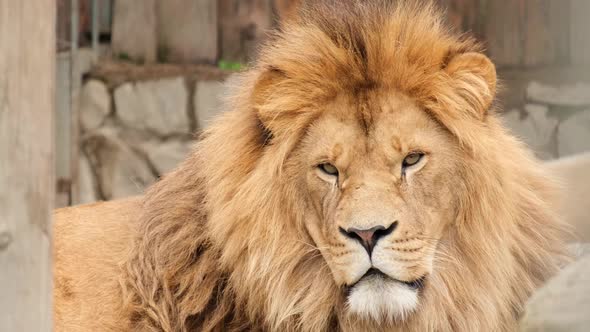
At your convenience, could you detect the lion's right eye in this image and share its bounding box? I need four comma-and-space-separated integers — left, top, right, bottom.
318, 163, 339, 177
402, 153, 424, 168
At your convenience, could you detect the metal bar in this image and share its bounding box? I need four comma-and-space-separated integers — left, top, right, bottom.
71, 0, 78, 55
69, 0, 80, 205
92, 0, 100, 53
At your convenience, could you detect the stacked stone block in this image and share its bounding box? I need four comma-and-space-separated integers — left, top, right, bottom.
78, 65, 228, 203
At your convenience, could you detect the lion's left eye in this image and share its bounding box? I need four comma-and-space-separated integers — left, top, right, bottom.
318, 163, 339, 176
402, 153, 424, 168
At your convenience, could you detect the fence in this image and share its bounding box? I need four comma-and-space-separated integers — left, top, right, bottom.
56, 0, 590, 68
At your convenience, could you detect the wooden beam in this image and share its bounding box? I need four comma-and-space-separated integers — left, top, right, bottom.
0, 0, 55, 330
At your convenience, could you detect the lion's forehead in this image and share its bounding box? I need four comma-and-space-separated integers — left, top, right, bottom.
304, 92, 452, 166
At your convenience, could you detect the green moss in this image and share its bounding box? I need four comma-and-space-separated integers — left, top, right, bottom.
117, 52, 132, 61
218, 60, 244, 71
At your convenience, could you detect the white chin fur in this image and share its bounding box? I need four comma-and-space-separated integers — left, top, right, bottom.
347, 275, 418, 322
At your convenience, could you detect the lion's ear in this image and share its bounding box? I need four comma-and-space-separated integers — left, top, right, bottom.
445, 52, 497, 118
252, 67, 285, 120
252, 66, 304, 140
252, 67, 284, 135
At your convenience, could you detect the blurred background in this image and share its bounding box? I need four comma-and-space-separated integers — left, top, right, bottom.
54, 0, 590, 208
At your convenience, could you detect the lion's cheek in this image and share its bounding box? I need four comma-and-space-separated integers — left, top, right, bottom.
301, 211, 370, 286
371, 247, 433, 282
326, 247, 372, 286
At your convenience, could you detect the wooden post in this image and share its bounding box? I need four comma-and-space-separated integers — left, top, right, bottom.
0, 1, 55, 331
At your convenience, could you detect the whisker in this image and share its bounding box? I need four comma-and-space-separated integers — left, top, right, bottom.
392, 257, 425, 263
294, 239, 331, 252
387, 247, 423, 252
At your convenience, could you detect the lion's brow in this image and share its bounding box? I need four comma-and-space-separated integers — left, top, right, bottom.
391, 136, 402, 153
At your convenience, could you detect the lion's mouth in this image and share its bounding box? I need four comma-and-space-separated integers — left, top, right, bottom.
349, 268, 427, 291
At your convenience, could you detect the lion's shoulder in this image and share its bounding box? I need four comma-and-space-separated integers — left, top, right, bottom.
53, 197, 141, 331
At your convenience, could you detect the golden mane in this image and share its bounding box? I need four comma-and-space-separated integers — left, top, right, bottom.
121, 1, 569, 331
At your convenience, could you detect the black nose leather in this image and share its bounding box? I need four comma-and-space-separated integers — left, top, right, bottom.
340, 222, 397, 255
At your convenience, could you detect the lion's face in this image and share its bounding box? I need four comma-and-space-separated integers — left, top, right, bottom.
295, 90, 463, 321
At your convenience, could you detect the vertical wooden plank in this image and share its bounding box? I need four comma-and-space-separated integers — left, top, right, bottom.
0, 0, 55, 331
57, 0, 71, 51
442, 0, 570, 68
157, 0, 218, 63
438, 0, 482, 36
571, 0, 590, 65
548, 0, 570, 65
78, 0, 91, 45
484, 0, 526, 68
57, 0, 98, 49
219, 0, 273, 63
521, 0, 570, 67
523, 0, 553, 66
99, 0, 113, 35
70, 0, 81, 205
112, 0, 157, 63
273, 0, 301, 22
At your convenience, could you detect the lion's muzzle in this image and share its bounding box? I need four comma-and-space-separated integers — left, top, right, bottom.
339, 222, 397, 255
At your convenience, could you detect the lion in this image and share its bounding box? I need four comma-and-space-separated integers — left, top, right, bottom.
53, 1, 570, 331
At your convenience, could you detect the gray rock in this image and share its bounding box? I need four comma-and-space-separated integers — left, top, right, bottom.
194, 80, 225, 129
546, 153, 590, 242
156, 0, 217, 63
78, 153, 99, 204
520, 253, 590, 332
557, 110, 590, 157
112, 0, 157, 63
142, 140, 193, 175
527, 81, 590, 107
502, 105, 558, 160
568, 243, 590, 260
83, 127, 156, 200
114, 78, 189, 136
80, 80, 111, 131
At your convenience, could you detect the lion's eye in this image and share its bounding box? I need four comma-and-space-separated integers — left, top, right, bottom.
402, 153, 424, 168
318, 163, 339, 176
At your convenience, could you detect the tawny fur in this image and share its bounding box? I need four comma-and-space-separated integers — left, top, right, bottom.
54, 1, 569, 331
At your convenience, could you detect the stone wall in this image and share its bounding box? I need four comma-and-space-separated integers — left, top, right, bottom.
502, 82, 590, 160
77, 62, 228, 203
77, 62, 590, 204
65, 1, 590, 205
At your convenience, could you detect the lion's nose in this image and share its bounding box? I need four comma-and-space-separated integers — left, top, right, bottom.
339, 222, 397, 255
